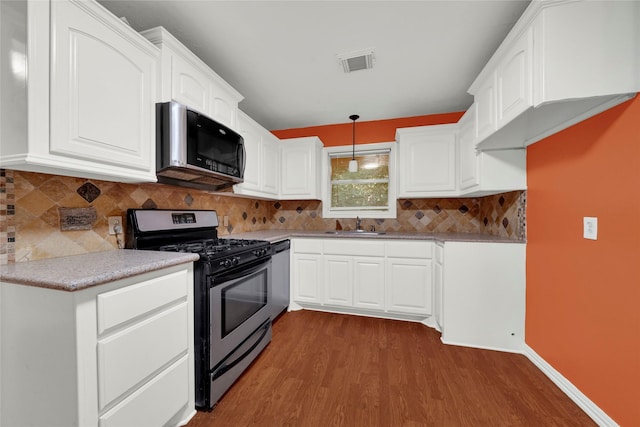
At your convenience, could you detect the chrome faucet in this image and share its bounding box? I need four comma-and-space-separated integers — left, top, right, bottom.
355, 216, 362, 231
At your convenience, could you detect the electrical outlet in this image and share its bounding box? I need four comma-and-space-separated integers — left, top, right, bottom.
108, 216, 123, 235
223, 215, 229, 227
583, 217, 598, 240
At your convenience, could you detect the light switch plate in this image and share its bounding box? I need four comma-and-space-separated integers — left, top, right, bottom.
583, 217, 598, 240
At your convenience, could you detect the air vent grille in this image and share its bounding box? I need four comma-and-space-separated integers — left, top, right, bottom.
338, 49, 375, 73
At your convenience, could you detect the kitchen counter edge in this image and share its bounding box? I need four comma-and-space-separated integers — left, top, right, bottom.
229, 230, 526, 244
0, 250, 199, 292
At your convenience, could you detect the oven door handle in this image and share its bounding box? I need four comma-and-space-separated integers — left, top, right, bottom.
211, 320, 270, 381
211, 257, 271, 285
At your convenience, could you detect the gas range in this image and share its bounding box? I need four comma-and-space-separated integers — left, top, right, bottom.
125, 209, 271, 273
125, 209, 274, 410
158, 238, 271, 273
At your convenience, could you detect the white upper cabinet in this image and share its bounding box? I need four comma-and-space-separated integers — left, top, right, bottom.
396, 124, 457, 198
279, 136, 323, 200
0, 0, 159, 182
233, 110, 279, 199
457, 107, 480, 190
473, 75, 497, 143
457, 106, 526, 196
495, 28, 532, 129
469, 0, 640, 150
141, 27, 243, 130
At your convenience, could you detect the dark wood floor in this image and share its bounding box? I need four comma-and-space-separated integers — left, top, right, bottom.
187, 310, 595, 427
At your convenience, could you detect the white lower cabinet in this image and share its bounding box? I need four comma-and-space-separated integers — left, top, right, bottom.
386, 257, 432, 316
324, 255, 353, 307
291, 238, 433, 320
352, 257, 385, 310
0, 264, 195, 427
291, 239, 323, 305
440, 242, 525, 352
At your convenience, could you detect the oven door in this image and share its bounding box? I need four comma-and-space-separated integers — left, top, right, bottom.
209, 257, 272, 369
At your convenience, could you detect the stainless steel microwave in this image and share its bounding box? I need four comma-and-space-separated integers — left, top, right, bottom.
156, 101, 245, 191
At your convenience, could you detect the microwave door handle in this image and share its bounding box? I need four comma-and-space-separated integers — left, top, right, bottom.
239, 142, 246, 176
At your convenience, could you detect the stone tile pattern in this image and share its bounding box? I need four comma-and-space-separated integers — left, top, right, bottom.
0, 170, 16, 264
0, 169, 525, 264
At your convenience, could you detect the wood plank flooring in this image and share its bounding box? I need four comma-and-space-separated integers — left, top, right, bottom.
186, 310, 595, 427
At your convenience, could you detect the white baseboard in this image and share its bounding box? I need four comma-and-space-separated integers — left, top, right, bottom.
522, 344, 619, 427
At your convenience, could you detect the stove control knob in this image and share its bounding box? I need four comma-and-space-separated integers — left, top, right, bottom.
223, 259, 232, 268
232, 257, 239, 266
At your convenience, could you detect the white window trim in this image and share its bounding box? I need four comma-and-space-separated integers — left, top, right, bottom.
321, 141, 397, 219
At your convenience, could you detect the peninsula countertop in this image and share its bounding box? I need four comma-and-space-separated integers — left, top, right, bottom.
0, 250, 199, 291
228, 229, 525, 244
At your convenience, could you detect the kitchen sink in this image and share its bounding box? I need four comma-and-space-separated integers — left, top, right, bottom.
325, 230, 386, 236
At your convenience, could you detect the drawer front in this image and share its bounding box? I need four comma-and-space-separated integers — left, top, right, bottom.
323, 239, 384, 257
386, 241, 433, 259
97, 269, 188, 335
97, 303, 188, 409
99, 356, 189, 427
292, 238, 323, 254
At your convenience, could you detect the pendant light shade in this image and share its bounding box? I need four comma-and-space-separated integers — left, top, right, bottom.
348, 114, 359, 172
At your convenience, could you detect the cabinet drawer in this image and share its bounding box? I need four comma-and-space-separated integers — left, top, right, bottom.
323, 240, 385, 257
99, 356, 189, 427
292, 238, 323, 254
435, 243, 444, 264
97, 303, 188, 409
97, 269, 188, 335
386, 241, 433, 259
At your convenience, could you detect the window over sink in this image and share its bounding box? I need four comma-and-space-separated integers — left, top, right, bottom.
322, 142, 397, 219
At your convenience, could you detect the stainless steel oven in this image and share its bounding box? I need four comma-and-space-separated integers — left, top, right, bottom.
126, 209, 273, 411
207, 258, 272, 406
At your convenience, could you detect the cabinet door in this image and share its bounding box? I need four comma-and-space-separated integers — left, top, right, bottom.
397, 126, 456, 196
280, 142, 317, 199
496, 29, 532, 128
292, 254, 322, 304
261, 135, 280, 196
209, 83, 238, 129
474, 74, 497, 142
353, 257, 385, 311
236, 113, 262, 192
324, 255, 353, 307
458, 106, 480, 190
171, 55, 211, 115
49, 0, 156, 175
385, 258, 432, 316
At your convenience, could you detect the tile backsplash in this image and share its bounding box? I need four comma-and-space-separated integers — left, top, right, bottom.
0, 169, 525, 264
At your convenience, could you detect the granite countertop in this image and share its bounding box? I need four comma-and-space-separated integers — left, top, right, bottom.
0, 250, 199, 292
229, 229, 525, 244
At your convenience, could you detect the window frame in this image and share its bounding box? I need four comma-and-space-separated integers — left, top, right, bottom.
321, 141, 397, 219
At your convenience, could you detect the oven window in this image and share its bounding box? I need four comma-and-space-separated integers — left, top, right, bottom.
221, 268, 268, 337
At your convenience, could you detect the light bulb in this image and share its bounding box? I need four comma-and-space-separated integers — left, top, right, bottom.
348, 159, 358, 172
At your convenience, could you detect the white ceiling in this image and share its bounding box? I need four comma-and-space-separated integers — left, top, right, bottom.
98, 1, 530, 130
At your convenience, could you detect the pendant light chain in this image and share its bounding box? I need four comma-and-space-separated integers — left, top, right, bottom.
350, 114, 359, 159
348, 114, 359, 173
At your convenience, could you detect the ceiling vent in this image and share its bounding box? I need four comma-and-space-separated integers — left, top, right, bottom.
337, 49, 375, 73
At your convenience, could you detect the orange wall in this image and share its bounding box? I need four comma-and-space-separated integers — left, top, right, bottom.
526, 96, 640, 425
271, 112, 464, 146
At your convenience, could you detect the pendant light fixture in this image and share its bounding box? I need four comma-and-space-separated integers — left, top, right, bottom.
348, 114, 359, 172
